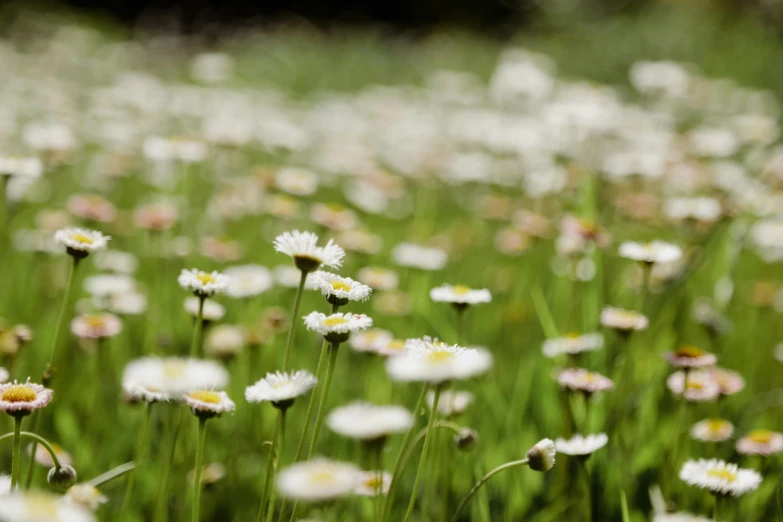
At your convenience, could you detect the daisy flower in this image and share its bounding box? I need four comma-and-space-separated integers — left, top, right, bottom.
178, 269, 229, 298
427, 390, 473, 417
554, 433, 608, 457
619, 241, 683, 264
357, 267, 399, 291
311, 203, 358, 231
133, 201, 179, 231
679, 459, 762, 496
708, 367, 745, 396
600, 307, 648, 331
667, 371, 720, 402
736, 430, 783, 456
83, 274, 136, 299
526, 438, 557, 472
277, 458, 361, 502
0, 491, 96, 522
353, 470, 392, 496
385, 338, 493, 383
337, 229, 383, 255
224, 265, 273, 299
542, 333, 603, 358
691, 419, 734, 443
303, 312, 373, 344
71, 313, 122, 340
275, 167, 319, 196
310, 271, 372, 306
245, 370, 317, 409
0, 380, 53, 417
391, 242, 448, 271
664, 346, 718, 369
556, 368, 614, 395
184, 390, 236, 419
326, 402, 413, 442
205, 325, 245, 360
429, 284, 492, 309
349, 329, 394, 354
122, 357, 229, 403
184, 298, 225, 322
54, 228, 110, 258
273, 230, 345, 272
64, 484, 108, 511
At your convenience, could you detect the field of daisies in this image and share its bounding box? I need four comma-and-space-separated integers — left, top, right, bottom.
1, 6, 783, 522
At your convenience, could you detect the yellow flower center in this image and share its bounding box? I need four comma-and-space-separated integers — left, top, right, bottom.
686, 378, 704, 390
71, 233, 94, 244
323, 317, 348, 327
707, 419, 728, 432
24, 495, 58, 518
1, 385, 37, 403
197, 273, 216, 285
583, 373, 597, 383
188, 391, 221, 404
327, 203, 344, 212
565, 332, 581, 339
310, 471, 337, 484
452, 285, 471, 295
330, 281, 352, 292
387, 340, 405, 351
84, 315, 107, 328
428, 350, 455, 363
675, 345, 705, 358
748, 430, 774, 444
707, 469, 737, 482
364, 476, 382, 488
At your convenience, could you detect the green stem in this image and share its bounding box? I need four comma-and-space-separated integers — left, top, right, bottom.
449, 458, 530, 522
282, 271, 308, 370
87, 462, 136, 487
11, 416, 23, 490
306, 343, 339, 460
192, 417, 209, 522
48, 256, 81, 368
580, 460, 592, 522
155, 408, 184, 522
402, 384, 442, 522
382, 386, 428, 522
190, 296, 205, 357
258, 410, 283, 522
0, 430, 62, 470
265, 409, 286, 522
119, 403, 153, 522
373, 446, 383, 522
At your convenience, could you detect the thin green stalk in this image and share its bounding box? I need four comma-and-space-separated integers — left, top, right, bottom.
382, 386, 428, 522
281, 271, 308, 370
10, 416, 23, 490
265, 409, 286, 522
192, 417, 209, 522
306, 343, 339, 459
373, 446, 383, 522
190, 296, 206, 357
0, 430, 62, 469
155, 408, 184, 522
87, 462, 136, 487
713, 494, 722, 520
580, 460, 592, 522
119, 403, 153, 522
402, 384, 442, 522
449, 458, 530, 522
258, 410, 283, 522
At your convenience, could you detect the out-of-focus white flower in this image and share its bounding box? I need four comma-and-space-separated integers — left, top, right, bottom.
327, 402, 413, 441
554, 433, 608, 456
277, 459, 360, 502
353, 470, 392, 496
357, 267, 399, 291
0, 491, 96, 521
122, 357, 228, 402
275, 167, 318, 196
556, 368, 613, 394
429, 284, 491, 307
542, 333, 603, 358
224, 265, 273, 299
391, 243, 448, 271
71, 313, 122, 340
64, 484, 108, 511
688, 126, 739, 158
690, 418, 734, 442
184, 297, 225, 322
600, 307, 648, 331
205, 325, 245, 360
178, 269, 228, 298
679, 459, 761, 496
664, 197, 722, 223
663, 346, 717, 369
426, 390, 473, 417
619, 241, 682, 265
386, 338, 492, 383
736, 430, 783, 456
310, 271, 372, 305
629, 60, 690, 98
666, 370, 720, 402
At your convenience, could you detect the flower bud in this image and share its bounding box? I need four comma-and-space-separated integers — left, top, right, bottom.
453, 428, 479, 452
526, 438, 556, 472
48, 465, 78, 491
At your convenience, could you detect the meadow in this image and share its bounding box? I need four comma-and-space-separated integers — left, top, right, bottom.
0, 4, 782, 521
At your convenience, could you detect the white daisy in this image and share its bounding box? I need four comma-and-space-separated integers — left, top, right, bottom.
426, 390, 473, 417
184, 298, 225, 322
0, 380, 54, 417
178, 269, 229, 298
54, 228, 110, 257
64, 484, 108, 511
205, 325, 245, 360
303, 312, 373, 344
349, 329, 394, 354
690, 419, 734, 443
0, 491, 96, 522
70, 313, 123, 340
554, 433, 608, 456
277, 458, 360, 502
542, 333, 603, 358
224, 265, 273, 299
526, 438, 557, 472
184, 390, 236, 418
310, 271, 372, 305
600, 307, 648, 331
353, 470, 392, 496
429, 284, 491, 307
273, 230, 345, 271
664, 346, 717, 369
391, 243, 448, 271
736, 430, 783, 456
357, 267, 399, 291
667, 371, 720, 402
618, 241, 683, 264
556, 368, 614, 394
679, 459, 762, 496
275, 167, 319, 196
385, 338, 493, 383
83, 274, 136, 298
326, 402, 413, 441
245, 370, 317, 407
122, 357, 229, 403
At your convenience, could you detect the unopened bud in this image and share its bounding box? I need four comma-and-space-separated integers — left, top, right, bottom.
526, 438, 556, 472
453, 428, 479, 452
48, 465, 78, 491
